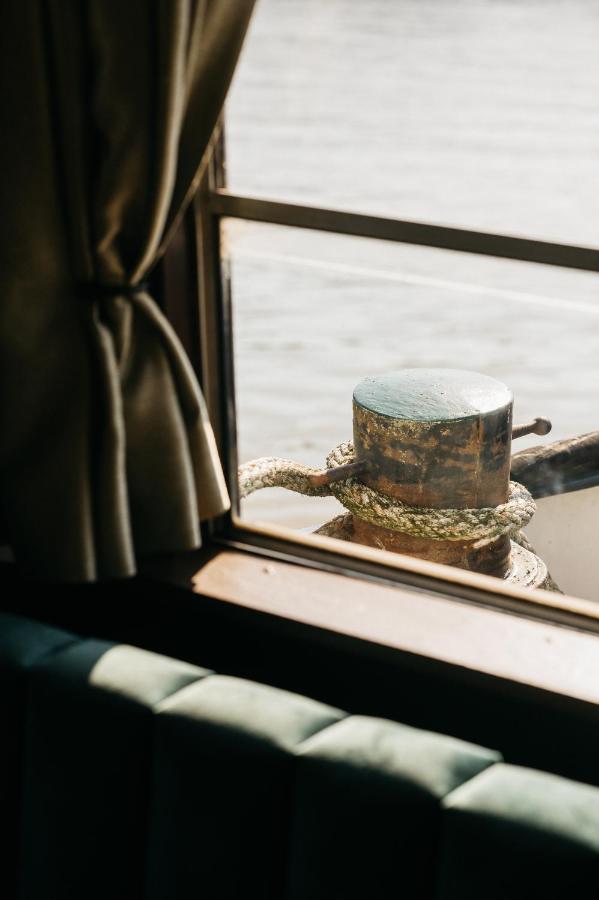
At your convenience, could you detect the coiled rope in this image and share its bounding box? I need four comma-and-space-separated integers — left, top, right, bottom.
239, 440, 536, 543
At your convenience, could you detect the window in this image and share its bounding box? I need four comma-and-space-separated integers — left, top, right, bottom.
194, 0, 599, 613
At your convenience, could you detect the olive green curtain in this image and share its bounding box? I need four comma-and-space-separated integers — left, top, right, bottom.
0, 0, 255, 580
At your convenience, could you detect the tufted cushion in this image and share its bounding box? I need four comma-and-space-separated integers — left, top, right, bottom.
19, 639, 210, 900
285, 714, 500, 899
5, 611, 599, 900
438, 762, 599, 898
147, 674, 344, 900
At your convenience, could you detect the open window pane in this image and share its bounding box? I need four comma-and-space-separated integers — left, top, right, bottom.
226, 219, 599, 599
226, 0, 599, 246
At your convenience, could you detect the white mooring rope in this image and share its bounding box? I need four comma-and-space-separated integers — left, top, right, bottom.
238, 440, 536, 543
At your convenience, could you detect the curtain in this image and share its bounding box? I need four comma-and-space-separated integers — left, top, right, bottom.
0, 0, 255, 580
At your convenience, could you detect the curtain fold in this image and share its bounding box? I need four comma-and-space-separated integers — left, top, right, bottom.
0, 0, 255, 580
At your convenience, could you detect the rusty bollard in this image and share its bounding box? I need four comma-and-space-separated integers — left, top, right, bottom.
350, 369, 547, 588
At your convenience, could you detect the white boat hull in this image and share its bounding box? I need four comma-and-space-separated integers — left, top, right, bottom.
525, 485, 599, 602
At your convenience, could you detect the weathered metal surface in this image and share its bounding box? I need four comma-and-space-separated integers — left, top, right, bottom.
351, 518, 513, 575
353, 370, 513, 508
307, 459, 368, 488
353, 369, 513, 422
351, 369, 514, 577
511, 431, 599, 498
512, 417, 552, 441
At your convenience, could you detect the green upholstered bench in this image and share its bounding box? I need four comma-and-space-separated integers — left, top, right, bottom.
2, 611, 599, 899
439, 763, 599, 898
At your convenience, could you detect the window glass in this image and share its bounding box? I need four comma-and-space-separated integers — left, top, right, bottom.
226, 218, 599, 599
226, 0, 599, 246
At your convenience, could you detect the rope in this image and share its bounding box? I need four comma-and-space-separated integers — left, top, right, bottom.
511, 529, 562, 593
239, 440, 536, 543
238, 456, 332, 499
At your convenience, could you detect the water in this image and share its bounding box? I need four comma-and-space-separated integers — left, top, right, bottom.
225, 0, 599, 528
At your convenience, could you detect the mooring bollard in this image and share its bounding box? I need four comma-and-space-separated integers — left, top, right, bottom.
351, 369, 549, 587
352, 369, 513, 575
239, 368, 553, 590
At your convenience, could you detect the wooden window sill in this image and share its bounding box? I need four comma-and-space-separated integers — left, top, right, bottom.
191, 544, 599, 709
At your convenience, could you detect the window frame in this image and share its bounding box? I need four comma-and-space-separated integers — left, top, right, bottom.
174, 126, 599, 634
100, 124, 599, 785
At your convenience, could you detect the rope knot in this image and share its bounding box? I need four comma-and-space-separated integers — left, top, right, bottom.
239, 441, 536, 543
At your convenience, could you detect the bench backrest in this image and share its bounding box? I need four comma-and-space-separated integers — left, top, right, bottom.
2, 611, 599, 899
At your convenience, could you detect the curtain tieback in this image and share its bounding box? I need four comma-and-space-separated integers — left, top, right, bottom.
79, 281, 149, 301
